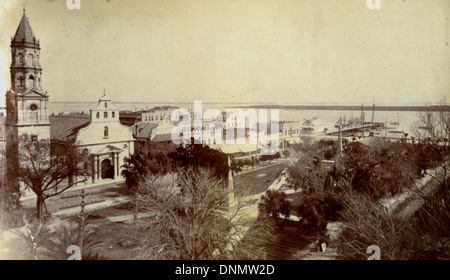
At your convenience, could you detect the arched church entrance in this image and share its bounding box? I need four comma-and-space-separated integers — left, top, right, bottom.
101, 159, 114, 179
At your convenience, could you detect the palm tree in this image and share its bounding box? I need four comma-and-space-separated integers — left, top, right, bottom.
121, 153, 150, 221
258, 190, 290, 224
43, 222, 105, 260
121, 153, 150, 191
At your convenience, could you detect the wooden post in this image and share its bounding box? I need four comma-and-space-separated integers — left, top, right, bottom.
228, 155, 234, 209
60, 178, 105, 260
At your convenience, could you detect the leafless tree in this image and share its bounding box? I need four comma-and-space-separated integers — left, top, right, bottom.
127, 168, 273, 260
11, 135, 90, 222
335, 183, 415, 260
411, 98, 450, 141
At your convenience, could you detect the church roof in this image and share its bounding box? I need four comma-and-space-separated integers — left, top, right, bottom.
12, 11, 38, 45
50, 113, 90, 141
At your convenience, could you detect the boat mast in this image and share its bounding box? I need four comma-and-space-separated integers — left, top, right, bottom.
371, 96, 375, 124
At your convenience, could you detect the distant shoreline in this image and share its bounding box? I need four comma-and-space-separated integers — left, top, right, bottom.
229, 104, 450, 112
7, 102, 446, 113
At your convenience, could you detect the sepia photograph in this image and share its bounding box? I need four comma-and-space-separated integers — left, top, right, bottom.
0, 0, 449, 264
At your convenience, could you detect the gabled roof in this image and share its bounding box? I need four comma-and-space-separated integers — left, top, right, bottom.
19, 90, 47, 98
94, 93, 117, 110
50, 113, 90, 141
90, 144, 123, 155
302, 119, 315, 127
134, 122, 159, 139
12, 12, 38, 45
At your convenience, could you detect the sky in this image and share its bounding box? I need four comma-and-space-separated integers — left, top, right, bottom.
0, 0, 449, 105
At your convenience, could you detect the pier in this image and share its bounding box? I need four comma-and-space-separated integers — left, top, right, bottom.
325, 123, 384, 136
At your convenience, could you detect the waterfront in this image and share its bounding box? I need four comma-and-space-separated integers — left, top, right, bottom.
49, 101, 424, 137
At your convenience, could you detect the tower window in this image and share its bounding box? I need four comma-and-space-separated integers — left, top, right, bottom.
29, 54, 35, 66
96, 112, 100, 118
104, 102, 107, 108
29, 75, 34, 80
18, 53, 24, 64
104, 126, 109, 138
104, 112, 108, 118
18, 76, 25, 87
30, 104, 38, 111
112, 112, 115, 118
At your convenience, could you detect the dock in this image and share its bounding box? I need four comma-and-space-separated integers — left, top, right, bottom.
326, 123, 384, 136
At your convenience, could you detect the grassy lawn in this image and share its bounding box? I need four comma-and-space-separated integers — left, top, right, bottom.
20, 182, 130, 220
234, 162, 287, 196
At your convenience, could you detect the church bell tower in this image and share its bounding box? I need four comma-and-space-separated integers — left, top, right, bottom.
5, 9, 50, 140
4, 10, 50, 195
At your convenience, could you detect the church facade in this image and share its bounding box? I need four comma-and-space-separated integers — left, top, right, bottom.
75, 94, 135, 183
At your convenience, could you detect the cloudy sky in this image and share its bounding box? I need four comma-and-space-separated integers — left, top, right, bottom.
0, 0, 449, 105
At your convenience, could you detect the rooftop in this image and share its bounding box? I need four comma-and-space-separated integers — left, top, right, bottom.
12, 11, 39, 46
50, 113, 90, 141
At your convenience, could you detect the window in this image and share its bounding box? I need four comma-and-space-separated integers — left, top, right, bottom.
18, 76, 25, 87
30, 104, 38, 111
96, 112, 100, 118
104, 102, 108, 108
112, 112, 115, 118
104, 112, 108, 118
29, 75, 34, 80
104, 126, 109, 138
18, 53, 24, 64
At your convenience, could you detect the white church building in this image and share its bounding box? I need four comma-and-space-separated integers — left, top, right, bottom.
76, 94, 135, 183
50, 93, 135, 184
